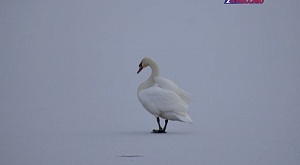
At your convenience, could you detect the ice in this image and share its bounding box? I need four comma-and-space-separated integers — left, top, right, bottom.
1, 1, 300, 165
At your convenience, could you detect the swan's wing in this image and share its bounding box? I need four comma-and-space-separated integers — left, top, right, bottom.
154, 77, 191, 103
138, 86, 189, 114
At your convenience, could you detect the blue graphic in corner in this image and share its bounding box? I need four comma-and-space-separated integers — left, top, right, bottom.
224, 0, 264, 4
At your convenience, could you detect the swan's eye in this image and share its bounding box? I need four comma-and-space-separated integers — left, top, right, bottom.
139, 62, 143, 67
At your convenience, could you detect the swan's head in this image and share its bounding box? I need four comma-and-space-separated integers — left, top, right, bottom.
137, 57, 152, 74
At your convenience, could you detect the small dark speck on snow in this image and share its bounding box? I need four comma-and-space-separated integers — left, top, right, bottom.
117, 155, 144, 158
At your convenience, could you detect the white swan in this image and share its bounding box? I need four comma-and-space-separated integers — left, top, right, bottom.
137, 57, 193, 133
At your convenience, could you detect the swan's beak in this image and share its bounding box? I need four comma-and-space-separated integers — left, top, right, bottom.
137, 66, 143, 74
137, 62, 143, 74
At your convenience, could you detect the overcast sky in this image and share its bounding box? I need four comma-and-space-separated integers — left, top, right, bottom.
1, 1, 300, 165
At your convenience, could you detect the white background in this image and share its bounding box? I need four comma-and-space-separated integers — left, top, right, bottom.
1, 1, 299, 165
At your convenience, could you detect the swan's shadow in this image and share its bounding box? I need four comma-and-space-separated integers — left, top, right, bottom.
116, 130, 193, 136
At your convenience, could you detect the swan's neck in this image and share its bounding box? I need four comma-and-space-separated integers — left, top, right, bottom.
139, 60, 160, 90
149, 60, 160, 79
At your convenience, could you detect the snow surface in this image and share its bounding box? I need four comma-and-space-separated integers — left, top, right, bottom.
1, 1, 300, 165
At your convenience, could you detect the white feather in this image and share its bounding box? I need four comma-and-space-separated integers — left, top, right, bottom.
137, 57, 193, 123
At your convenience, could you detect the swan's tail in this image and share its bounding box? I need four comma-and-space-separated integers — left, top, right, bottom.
178, 114, 193, 124
161, 112, 193, 123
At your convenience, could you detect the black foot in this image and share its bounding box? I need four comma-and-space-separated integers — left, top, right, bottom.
152, 129, 166, 133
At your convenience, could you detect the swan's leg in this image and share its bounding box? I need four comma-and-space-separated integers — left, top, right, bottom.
162, 120, 168, 132
152, 117, 166, 133
155, 117, 163, 130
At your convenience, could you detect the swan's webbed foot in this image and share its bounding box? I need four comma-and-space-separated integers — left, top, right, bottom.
152, 129, 166, 133
152, 117, 168, 133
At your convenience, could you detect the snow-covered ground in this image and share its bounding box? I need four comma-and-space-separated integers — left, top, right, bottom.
1, 1, 300, 165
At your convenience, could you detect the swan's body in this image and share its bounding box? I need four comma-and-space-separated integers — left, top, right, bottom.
137, 57, 192, 133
